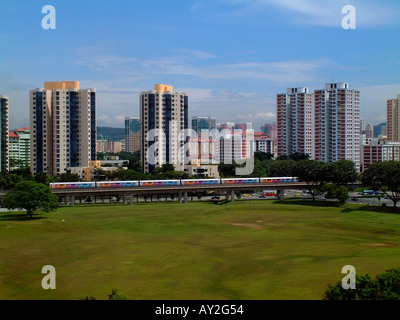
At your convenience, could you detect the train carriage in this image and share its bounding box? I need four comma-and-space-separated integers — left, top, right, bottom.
96, 181, 139, 188
139, 180, 181, 187
182, 179, 220, 186
260, 177, 298, 183
221, 178, 260, 184
49, 182, 96, 189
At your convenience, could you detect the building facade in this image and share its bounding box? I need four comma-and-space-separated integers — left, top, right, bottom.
362, 139, 400, 170
30, 81, 96, 175
96, 140, 125, 153
277, 87, 314, 159
140, 84, 188, 173
125, 117, 140, 153
254, 132, 275, 155
188, 138, 219, 165
387, 94, 400, 141
219, 131, 254, 164
192, 116, 216, 136
261, 123, 277, 141
314, 83, 360, 169
0, 95, 9, 172
9, 127, 30, 170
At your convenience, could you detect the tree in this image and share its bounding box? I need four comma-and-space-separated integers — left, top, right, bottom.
80, 288, 128, 300
289, 152, 310, 162
327, 160, 359, 186
268, 160, 296, 177
322, 274, 377, 300
276, 154, 289, 161
92, 167, 106, 181
249, 158, 269, 178
4, 181, 59, 219
362, 161, 400, 208
34, 172, 57, 185
58, 173, 81, 182
294, 160, 329, 201
323, 268, 400, 300
108, 288, 128, 300
254, 151, 274, 162
374, 268, 400, 300
9, 158, 29, 170
218, 162, 237, 178
323, 183, 349, 206
0, 173, 24, 190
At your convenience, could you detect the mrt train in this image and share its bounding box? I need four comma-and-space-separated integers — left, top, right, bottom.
49, 177, 299, 189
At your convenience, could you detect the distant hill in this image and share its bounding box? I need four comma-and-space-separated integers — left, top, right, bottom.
97, 127, 125, 141
373, 122, 387, 137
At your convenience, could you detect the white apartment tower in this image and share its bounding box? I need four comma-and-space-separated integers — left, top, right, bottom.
140, 84, 188, 173
277, 87, 314, 158
30, 81, 96, 175
314, 83, 360, 169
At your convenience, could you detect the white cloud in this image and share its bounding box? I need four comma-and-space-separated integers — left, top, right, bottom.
97, 114, 126, 127
216, 0, 400, 27
168, 49, 218, 60
71, 45, 336, 87
137, 57, 335, 85
237, 112, 276, 121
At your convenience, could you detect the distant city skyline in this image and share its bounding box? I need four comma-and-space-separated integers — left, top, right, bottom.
1, 1, 400, 130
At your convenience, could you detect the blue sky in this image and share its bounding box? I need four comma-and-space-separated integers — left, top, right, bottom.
0, 0, 399, 130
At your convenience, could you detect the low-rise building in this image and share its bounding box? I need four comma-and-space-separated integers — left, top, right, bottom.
361, 139, 400, 171
254, 132, 275, 156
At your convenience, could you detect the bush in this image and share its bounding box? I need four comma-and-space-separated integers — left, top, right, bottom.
323, 268, 400, 300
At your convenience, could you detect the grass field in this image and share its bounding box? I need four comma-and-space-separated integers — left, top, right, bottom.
2, 200, 400, 300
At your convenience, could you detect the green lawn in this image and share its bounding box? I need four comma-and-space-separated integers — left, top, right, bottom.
1, 200, 400, 300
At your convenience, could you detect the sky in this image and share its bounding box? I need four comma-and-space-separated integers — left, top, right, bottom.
0, 0, 399, 131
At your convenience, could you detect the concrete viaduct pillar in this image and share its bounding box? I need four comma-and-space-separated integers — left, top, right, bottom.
277, 189, 285, 201
70, 195, 76, 207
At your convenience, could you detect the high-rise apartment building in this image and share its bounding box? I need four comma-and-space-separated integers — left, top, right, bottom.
219, 131, 254, 164
191, 116, 216, 136
30, 81, 96, 175
140, 84, 188, 173
277, 87, 314, 158
387, 94, 400, 141
314, 83, 360, 169
125, 117, 140, 153
0, 95, 9, 172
